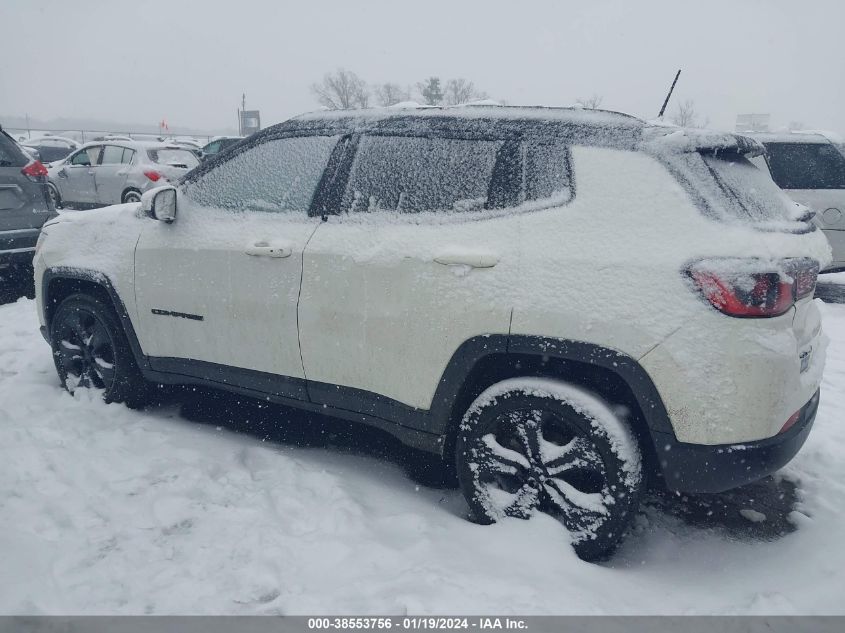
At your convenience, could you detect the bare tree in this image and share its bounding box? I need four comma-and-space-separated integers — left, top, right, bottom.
374, 82, 410, 107
311, 68, 370, 110
417, 77, 444, 106
671, 99, 700, 127
576, 94, 603, 109
443, 78, 488, 105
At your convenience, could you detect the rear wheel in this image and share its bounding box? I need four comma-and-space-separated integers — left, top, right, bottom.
122, 189, 142, 204
47, 182, 62, 209
456, 378, 643, 561
50, 294, 149, 408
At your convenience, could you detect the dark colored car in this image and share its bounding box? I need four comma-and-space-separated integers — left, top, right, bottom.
0, 126, 54, 289
20, 136, 79, 164
201, 136, 243, 160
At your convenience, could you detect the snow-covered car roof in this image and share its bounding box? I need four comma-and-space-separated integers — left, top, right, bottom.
21, 135, 79, 147
293, 104, 646, 131
75, 139, 196, 152
749, 131, 840, 145
187, 104, 764, 184
294, 104, 763, 156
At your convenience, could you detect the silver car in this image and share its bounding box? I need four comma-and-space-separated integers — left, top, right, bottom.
46, 140, 200, 209
750, 132, 845, 272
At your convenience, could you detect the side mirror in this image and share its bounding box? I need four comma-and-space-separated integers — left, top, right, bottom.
141, 185, 178, 223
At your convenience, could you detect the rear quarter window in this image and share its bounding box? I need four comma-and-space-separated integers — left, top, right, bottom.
0, 132, 28, 168
764, 142, 845, 189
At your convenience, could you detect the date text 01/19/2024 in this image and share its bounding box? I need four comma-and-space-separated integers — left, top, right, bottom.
307, 618, 529, 630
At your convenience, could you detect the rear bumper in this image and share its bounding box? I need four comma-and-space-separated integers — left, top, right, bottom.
654, 389, 819, 493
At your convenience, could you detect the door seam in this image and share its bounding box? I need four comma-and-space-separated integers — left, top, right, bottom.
297, 220, 323, 399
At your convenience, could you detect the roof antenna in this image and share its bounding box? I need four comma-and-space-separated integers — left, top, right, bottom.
657, 69, 682, 119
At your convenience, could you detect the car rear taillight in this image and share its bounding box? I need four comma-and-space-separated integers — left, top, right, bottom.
789, 259, 819, 300
779, 409, 802, 434
687, 258, 819, 318
21, 160, 48, 181
143, 170, 162, 182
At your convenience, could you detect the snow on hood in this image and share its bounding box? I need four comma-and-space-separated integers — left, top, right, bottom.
44, 203, 142, 229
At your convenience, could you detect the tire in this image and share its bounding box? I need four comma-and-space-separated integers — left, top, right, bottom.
47, 182, 62, 209
50, 293, 149, 408
455, 378, 642, 561
122, 189, 142, 204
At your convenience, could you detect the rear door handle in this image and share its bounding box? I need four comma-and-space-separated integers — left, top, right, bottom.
434, 250, 499, 268
245, 241, 292, 258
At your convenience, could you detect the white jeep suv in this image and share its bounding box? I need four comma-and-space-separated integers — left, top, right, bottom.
34, 106, 830, 561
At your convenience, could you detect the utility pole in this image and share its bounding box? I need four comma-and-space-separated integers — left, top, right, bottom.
238, 93, 246, 135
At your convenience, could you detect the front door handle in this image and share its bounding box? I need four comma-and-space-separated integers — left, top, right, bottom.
434, 249, 499, 268
245, 241, 292, 258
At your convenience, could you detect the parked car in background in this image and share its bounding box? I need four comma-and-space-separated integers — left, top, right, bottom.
46, 140, 200, 209
95, 135, 133, 142
34, 106, 828, 561
751, 132, 845, 272
201, 136, 243, 159
168, 138, 204, 160
16, 139, 40, 161
0, 125, 54, 289
20, 136, 79, 164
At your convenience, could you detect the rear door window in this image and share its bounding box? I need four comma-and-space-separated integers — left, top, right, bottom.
764, 142, 845, 189
101, 145, 126, 164
341, 134, 573, 215
184, 135, 340, 213
342, 135, 502, 213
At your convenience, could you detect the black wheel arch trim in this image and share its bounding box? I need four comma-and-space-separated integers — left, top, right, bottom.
42, 267, 151, 372
505, 334, 675, 435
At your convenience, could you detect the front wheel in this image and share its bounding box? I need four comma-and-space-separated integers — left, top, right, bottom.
50, 294, 149, 408
456, 378, 643, 561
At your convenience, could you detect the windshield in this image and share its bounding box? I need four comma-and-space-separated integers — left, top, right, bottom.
147, 148, 199, 169
764, 142, 845, 190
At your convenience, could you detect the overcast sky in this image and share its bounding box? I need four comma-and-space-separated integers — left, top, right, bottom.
1, 0, 843, 134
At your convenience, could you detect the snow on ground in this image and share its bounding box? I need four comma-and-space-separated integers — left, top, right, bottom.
1, 295, 845, 615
